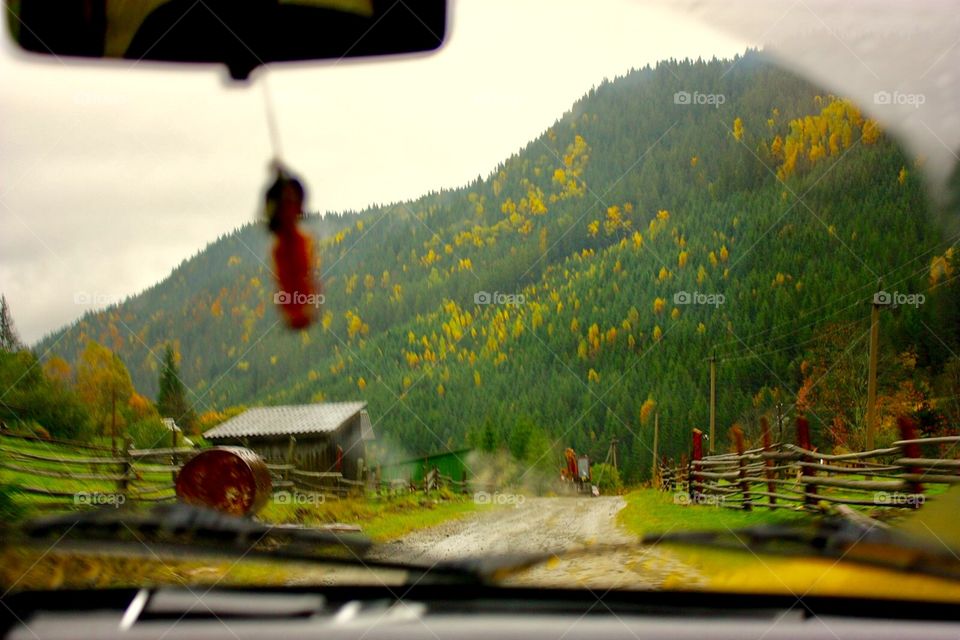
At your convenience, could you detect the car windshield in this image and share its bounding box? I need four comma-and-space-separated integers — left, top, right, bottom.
2, 0, 960, 603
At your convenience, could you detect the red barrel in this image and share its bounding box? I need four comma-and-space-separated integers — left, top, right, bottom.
175, 447, 273, 516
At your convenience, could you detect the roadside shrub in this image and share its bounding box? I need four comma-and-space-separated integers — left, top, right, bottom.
127, 417, 170, 450
591, 463, 623, 494
0, 484, 23, 523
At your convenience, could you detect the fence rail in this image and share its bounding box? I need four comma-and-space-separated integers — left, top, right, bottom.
658, 416, 959, 512
0, 430, 476, 511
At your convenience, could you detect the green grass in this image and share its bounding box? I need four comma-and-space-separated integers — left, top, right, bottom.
0, 436, 177, 516
258, 490, 486, 542
2, 435, 486, 542
618, 488, 810, 538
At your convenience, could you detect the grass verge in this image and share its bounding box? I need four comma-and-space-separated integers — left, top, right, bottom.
258, 489, 485, 542
618, 488, 809, 538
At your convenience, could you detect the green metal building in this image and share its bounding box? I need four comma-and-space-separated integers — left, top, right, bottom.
380, 448, 472, 485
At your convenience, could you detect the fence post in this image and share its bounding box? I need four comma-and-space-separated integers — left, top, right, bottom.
679, 453, 688, 495
171, 425, 179, 487
731, 425, 751, 511
897, 415, 924, 501
119, 436, 133, 502
796, 417, 817, 506
690, 429, 703, 504
285, 436, 296, 487
761, 416, 776, 505
652, 412, 660, 488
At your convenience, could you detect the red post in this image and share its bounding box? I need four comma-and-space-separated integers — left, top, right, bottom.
897, 415, 924, 498
761, 416, 776, 505
796, 416, 817, 505
731, 425, 751, 511
690, 429, 703, 503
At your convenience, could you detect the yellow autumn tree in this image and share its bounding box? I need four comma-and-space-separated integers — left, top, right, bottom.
639, 397, 656, 425
732, 117, 744, 141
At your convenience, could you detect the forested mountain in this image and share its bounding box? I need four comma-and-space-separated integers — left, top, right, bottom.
34, 51, 960, 481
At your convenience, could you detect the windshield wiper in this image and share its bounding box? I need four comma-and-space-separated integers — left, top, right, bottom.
642, 515, 960, 582
12, 503, 489, 585
420, 514, 960, 585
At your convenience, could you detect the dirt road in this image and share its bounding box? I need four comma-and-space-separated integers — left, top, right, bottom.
373, 496, 706, 589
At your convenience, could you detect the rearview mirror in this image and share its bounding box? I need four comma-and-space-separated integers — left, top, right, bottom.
6, 0, 447, 80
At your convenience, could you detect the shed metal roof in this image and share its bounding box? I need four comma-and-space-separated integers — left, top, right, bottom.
203, 402, 368, 440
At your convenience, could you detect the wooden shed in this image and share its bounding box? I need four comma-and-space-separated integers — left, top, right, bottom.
202, 402, 374, 479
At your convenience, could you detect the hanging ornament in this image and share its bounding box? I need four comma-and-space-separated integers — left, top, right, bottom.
265, 166, 320, 329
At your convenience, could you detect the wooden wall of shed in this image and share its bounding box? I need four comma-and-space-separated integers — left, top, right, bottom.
212, 415, 366, 477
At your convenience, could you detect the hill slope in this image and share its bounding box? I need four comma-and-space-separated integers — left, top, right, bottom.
37, 51, 959, 480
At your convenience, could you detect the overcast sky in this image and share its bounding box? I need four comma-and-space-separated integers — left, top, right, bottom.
0, 0, 750, 345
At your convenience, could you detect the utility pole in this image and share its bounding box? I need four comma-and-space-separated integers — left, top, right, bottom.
111, 387, 117, 455
610, 436, 619, 472
866, 281, 885, 451
709, 353, 717, 454
652, 413, 659, 486
776, 401, 784, 442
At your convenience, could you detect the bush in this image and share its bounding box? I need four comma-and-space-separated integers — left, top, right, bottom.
0, 484, 24, 523
591, 463, 622, 494
127, 417, 171, 450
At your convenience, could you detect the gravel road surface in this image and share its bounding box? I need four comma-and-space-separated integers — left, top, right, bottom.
372, 496, 706, 589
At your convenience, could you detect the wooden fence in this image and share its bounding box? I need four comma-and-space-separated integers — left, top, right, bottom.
369, 464, 475, 495
658, 416, 960, 511
0, 431, 192, 508
0, 431, 367, 510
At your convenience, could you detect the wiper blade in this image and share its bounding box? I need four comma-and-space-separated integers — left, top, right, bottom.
14, 503, 486, 585
422, 515, 960, 585
643, 516, 960, 581
22, 502, 372, 555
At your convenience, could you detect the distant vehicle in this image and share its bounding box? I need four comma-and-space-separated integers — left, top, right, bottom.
561, 448, 594, 495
